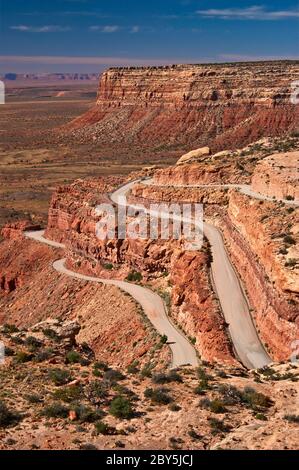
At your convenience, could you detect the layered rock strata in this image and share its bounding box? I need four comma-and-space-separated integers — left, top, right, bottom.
68, 62, 299, 150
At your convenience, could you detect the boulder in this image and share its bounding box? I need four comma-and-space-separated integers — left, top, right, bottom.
176, 147, 210, 165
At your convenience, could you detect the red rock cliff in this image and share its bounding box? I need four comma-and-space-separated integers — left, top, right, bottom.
68, 61, 299, 150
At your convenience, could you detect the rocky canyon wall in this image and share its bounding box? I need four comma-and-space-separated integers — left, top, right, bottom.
45, 178, 234, 364
68, 61, 299, 150
224, 191, 298, 360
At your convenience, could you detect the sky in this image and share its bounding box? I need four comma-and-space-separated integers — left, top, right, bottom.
0, 0, 299, 73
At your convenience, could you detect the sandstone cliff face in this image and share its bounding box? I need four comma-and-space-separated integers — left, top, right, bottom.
252, 151, 299, 201
131, 182, 229, 205
171, 249, 235, 364
45, 178, 234, 363
68, 62, 299, 150
0, 239, 169, 368
224, 191, 298, 360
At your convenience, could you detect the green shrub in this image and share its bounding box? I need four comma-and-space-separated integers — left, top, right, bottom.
0, 401, 21, 427
126, 271, 143, 282
53, 385, 83, 403
169, 403, 181, 412
49, 368, 72, 386
90, 379, 109, 398
24, 336, 42, 351
43, 328, 59, 341
104, 369, 125, 384
43, 403, 69, 419
73, 404, 104, 423
160, 335, 168, 345
140, 362, 155, 378
94, 361, 109, 372
283, 235, 296, 246
25, 394, 43, 404
152, 370, 182, 385
34, 349, 53, 363
284, 414, 299, 423
127, 361, 139, 374
94, 420, 116, 435
200, 398, 227, 414
66, 350, 82, 364
103, 263, 114, 271
208, 417, 231, 434
241, 387, 273, 411
14, 351, 33, 363
144, 387, 173, 405
255, 413, 268, 421
109, 396, 134, 419
2, 324, 19, 335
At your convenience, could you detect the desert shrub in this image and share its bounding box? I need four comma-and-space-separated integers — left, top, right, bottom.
144, 387, 173, 405
109, 396, 133, 419
79, 444, 98, 451
169, 403, 181, 412
2, 324, 19, 335
188, 429, 201, 440
43, 403, 69, 419
14, 351, 33, 363
53, 385, 83, 403
103, 263, 113, 271
94, 361, 109, 372
34, 349, 52, 363
199, 398, 227, 414
216, 370, 228, 379
86, 380, 109, 402
126, 271, 143, 282
197, 367, 213, 381
104, 369, 125, 384
285, 195, 295, 201
4, 347, 14, 357
73, 404, 104, 423
43, 328, 59, 341
241, 387, 273, 410
255, 413, 268, 421
160, 335, 168, 344
0, 401, 21, 427
285, 259, 297, 268
49, 368, 72, 386
127, 361, 139, 374
24, 336, 42, 351
283, 235, 296, 245
140, 362, 155, 378
217, 384, 243, 405
66, 350, 82, 364
284, 414, 299, 423
25, 394, 43, 404
94, 420, 116, 435
208, 417, 231, 434
152, 370, 182, 385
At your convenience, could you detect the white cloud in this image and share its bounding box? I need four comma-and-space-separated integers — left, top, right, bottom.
196, 6, 299, 20
90, 25, 119, 33
11, 25, 71, 32
130, 25, 140, 33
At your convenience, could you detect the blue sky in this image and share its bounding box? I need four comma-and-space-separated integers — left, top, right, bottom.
0, 0, 299, 72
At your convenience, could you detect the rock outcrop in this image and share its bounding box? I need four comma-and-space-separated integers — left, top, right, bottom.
176, 147, 210, 165
67, 61, 299, 150
252, 151, 299, 201
224, 191, 298, 360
